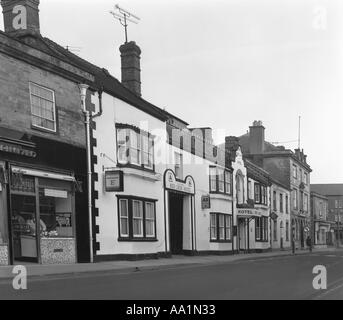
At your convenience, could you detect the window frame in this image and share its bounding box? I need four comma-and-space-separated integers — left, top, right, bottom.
116, 124, 155, 172
29, 82, 57, 133
117, 196, 157, 241
254, 183, 268, 205
255, 216, 269, 242
209, 166, 232, 195
280, 193, 283, 213
209, 213, 233, 242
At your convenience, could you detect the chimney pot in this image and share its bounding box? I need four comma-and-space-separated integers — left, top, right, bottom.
119, 41, 142, 97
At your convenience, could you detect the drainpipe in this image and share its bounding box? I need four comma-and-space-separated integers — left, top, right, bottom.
79, 84, 93, 263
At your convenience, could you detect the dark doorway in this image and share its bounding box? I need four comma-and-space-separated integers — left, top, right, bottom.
168, 192, 184, 254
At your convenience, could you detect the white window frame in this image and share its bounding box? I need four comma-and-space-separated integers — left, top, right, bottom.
119, 199, 129, 237
210, 214, 217, 240
145, 202, 156, 238
29, 82, 56, 132
132, 200, 144, 238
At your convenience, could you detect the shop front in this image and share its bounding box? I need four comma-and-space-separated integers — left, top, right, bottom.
0, 128, 88, 265
9, 166, 77, 264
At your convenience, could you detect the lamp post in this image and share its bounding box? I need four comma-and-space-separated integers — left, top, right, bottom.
79, 83, 93, 263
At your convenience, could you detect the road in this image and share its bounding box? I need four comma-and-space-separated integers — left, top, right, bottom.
0, 250, 343, 300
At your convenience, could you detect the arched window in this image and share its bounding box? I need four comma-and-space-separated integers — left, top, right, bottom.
236, 171, 244, 204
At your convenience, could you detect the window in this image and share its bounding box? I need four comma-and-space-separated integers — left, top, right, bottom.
273, 220, 277, 241
293, 189, 298, 209
254, 184, 261, 203
175, 152, 183, 179
299, 169, 303, 182
29, 83, 56, 132
286, 195, 289, 213
119, 199, 129, 237
280, 193, 283, 213
304, 193, 308, 212
248, 181, 252, 199
255, 184, 268, 205
118, 197, 156, 240
273, 191, 277, 211
209, 167, 232, 195
255, 216, 268, 242
210, 213, 232, 242
293, 165, 297, 179
116, 126, 154, 170
304, 172, 308, 185
286, 221, 289, 241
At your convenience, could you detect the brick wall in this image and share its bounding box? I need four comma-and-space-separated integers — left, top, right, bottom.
0, 51, 86, 147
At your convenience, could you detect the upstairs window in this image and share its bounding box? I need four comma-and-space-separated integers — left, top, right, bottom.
29, 83, 56, 132
209, 167, 232, 195
286, 195, 289, 213
273, 191, 277, 211
174, 152, 183, 180
255, 184, 268, 205
280, 193, 284, 213
116, 126, 154, 171
292, 165, 297, 180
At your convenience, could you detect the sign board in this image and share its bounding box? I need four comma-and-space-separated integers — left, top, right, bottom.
44, 189, 68, 199
164, 169, 195, 195
201, 195, 211, 209
237, 209, 262, 218
105, 170, 124, 192
0, 140, 36, 158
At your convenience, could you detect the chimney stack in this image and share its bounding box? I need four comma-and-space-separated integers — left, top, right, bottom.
1, 0, 40, 35
249, 120, 265, 154
119, 41, 141, 97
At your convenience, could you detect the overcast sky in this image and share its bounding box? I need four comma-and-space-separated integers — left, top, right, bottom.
1, 0, 342, 183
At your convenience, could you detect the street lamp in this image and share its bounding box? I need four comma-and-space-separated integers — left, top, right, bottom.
79, 83, 93, 263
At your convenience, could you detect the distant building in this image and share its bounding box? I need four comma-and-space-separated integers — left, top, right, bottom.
311, 184, 343, 245
310, 192, 331, 247
222, 121, 312, 250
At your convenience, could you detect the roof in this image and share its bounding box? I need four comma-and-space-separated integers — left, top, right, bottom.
245, 159, 271, 186
4, 31, 172, 122
311, 184, 343, 196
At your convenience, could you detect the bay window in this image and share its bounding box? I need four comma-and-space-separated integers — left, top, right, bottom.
255, 216, 268, 242
210, 213, 232, 242
117, 196, 157, 241
116, 125, 154, 170
209, 166, 232, 195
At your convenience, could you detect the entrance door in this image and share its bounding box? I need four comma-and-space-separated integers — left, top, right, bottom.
169, 192, 183, 254
10, 194, 39, 263
238, 219, 246, 251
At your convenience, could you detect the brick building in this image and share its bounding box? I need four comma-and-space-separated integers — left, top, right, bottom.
0, 0, 95, 265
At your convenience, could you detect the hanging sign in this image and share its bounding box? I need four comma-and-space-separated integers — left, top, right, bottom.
201, 195, 211, 209
105, 170, 124, 192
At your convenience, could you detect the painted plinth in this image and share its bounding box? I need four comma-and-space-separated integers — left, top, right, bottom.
40, 238, 76, 265
0, 244, 9, 265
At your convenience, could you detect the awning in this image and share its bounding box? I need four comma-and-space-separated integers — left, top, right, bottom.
11, 166, 75, 182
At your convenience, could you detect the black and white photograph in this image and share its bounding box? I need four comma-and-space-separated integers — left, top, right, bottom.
0, 0, 342, 304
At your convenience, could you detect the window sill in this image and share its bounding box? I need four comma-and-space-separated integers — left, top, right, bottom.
118, 238, 158, 242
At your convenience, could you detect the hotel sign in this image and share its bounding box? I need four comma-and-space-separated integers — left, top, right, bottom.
237, 209, 261, 217
164, 169, 195, 195
0, 140, 36, 158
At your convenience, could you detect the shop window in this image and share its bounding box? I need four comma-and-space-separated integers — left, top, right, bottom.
209, 166, 232, 195
29, 82, 56, 132
116, 125, 154, 171
255, 216, 268, 242
117, 196, 156, 241
210, 213, 232, 242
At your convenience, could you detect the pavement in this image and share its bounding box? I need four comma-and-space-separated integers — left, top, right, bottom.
0, 246, 340, 280
1, 247, 343, 299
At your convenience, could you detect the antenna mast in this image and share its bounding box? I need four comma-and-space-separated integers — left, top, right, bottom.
298, 116, 301, 149
110, 4, 140, 43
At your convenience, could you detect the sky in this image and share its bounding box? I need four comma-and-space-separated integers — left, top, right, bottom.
1, 0, 342, 183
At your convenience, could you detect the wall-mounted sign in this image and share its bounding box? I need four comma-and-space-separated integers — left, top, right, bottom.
164, 169, 195, 195
0, 140, 36, 158
201, 195, 211, 209
105, 170, 124, 192
237, 209, 262, 218
44, 189, 68, 199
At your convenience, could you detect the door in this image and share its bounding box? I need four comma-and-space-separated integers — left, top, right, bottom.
169, 192, 183, 254
10, 194, 39, 263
